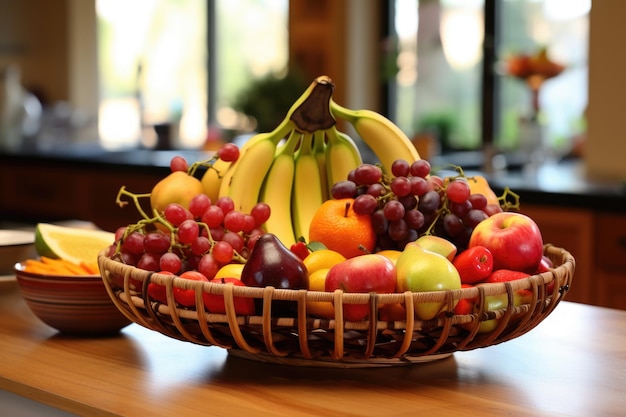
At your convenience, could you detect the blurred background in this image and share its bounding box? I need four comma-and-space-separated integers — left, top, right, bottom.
3, 1, 626, 310
0, 0, 590, 163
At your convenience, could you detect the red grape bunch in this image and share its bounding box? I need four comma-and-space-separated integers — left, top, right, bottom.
331, 159, 508, 251
110, 147, 272, 282
110, 195, 271, 280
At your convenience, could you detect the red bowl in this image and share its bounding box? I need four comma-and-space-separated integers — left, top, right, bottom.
14, 262, 131, 336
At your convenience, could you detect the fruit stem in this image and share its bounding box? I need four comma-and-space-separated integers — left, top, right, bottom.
116, 186, 152, 220
499, 187, 521, 211
344, 202, 351, 217
290, 77, 336, 133
187, 154, 220, 178
329, 100, 358, 124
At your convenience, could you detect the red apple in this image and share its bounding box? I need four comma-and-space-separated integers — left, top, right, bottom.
536, 255, 553, 274
325, 254, 397, 321
203, 277, 255, 315
468, 212, 543, 273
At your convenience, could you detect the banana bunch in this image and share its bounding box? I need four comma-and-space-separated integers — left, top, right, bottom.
216, 75, 421, 247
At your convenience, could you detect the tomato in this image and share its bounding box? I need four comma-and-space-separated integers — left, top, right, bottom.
453, 246, 493, 284
173, 270, 209, 307
203, 277, 255, 315
484, 269, 530, 283
147, 271, 174, 304
484, 269, 533, 306
453, 284, 477, 315
290, 242, 310, 261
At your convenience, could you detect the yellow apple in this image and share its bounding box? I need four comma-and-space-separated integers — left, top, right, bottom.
396, 243, 461, 320
414, 235, 457, 261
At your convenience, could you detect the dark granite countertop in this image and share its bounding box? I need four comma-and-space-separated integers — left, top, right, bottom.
2, 144, 625, 213
431, 152, 626, 212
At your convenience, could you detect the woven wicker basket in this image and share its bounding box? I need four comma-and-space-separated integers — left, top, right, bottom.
98, 244, 574, 367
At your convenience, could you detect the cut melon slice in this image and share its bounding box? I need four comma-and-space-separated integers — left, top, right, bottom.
35, 223, 115, 265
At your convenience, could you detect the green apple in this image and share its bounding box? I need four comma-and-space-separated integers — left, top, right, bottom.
470, 292, 509, 333
396, 243, 461, 320
414, 235, 457, 261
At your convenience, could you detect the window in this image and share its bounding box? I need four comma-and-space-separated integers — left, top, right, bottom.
389, 0, 589, 161
96, 0, 288, 150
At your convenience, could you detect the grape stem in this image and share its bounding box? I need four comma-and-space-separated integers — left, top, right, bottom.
187, 154, 220, 178
116, 186, 152, 220
498, 187, 521, 211
114, 186, 248, 264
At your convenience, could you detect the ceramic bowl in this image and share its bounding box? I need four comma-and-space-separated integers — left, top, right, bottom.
14, 262, 132, 336
0, 230, 37, 275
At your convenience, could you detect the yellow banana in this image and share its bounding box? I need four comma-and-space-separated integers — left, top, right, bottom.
217, 130, 281, 209
200, 157, 231, 203
330, 100, 420, 174
259, 131, 300, 247
218, 75, 335, 212
292, 132, 325, 243
219, 132, 286, 214
313, 130, 330, 201
324, 125, 363, 189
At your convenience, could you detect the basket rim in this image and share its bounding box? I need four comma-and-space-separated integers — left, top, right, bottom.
97, 244, 574, 305
96, 244, 574, 365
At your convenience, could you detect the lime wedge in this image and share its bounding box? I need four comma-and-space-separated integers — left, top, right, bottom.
34, 223, 115, 265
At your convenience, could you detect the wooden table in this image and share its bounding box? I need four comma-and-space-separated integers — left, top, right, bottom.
1, 278, 624, 417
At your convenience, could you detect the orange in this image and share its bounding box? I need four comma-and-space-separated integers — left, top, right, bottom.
303, 249, 346, 274
376, 249, 402, 265
308, 198, 376, 259
306, 268, 335, 318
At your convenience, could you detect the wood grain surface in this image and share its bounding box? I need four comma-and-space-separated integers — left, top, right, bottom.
1, 279, 624, 417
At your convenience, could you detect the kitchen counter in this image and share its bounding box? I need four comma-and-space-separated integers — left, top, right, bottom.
2, 145, 625, 213
430, 152, 626, 212
1, 278, 625, 417
2, 146, 626, 309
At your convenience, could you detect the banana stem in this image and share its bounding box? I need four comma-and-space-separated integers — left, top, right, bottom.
290, 77, 336, 133
297, 132, 315, 156
278, 129, 303, 157
313, 130, 326, 154
329, 100, 358, 124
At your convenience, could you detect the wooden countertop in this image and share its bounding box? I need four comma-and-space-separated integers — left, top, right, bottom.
0, 278, 624, 417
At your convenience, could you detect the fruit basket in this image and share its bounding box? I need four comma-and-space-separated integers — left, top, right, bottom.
98, 244, 573, 368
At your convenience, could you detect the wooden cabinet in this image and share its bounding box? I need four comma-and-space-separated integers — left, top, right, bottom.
594, 214, 626, 310
0, 159, 165, 233
521, 204, 626, 310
